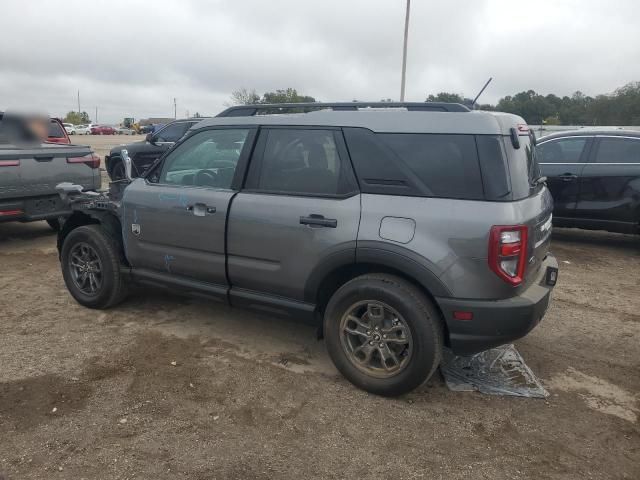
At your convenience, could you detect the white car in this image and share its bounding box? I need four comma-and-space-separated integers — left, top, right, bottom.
75, 124, 92, 135
63, 123, 76, 135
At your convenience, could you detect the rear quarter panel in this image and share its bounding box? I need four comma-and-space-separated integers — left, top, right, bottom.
358, 189, 552, 300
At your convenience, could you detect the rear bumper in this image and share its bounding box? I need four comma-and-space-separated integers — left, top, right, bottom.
436, 254, 558, 356
0, 195, 71, 223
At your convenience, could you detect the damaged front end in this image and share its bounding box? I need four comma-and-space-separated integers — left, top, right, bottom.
54, 150, 133, 256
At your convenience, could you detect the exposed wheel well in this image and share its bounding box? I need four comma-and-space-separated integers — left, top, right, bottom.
57, 211, 128, 266
107, 155, 121, 176
315, 262, 450, 343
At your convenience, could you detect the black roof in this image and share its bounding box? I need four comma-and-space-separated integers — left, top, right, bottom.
539, 129, 640, 141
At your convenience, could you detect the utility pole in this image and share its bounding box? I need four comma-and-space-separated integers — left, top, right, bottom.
95, 106, 98, 124
174, 98, 177, 119
400, 0, 411, 102
77, 90, 81, 114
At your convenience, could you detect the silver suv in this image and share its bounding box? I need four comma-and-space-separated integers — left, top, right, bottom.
56, 102, 558, 396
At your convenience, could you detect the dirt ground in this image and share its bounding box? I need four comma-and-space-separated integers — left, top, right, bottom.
69, 133, 147, 160
0, 134, 639, 479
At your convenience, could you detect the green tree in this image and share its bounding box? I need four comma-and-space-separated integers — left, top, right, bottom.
261, 88, 315, 104
426, 92, 464, 103
64, 111, 91, 125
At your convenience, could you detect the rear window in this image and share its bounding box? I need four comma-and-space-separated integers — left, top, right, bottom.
48, 121, 66, 138
595, 137, 640, 163
343, 128, 484, 200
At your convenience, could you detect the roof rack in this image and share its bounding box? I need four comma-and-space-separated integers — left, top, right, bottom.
216, 102, 470, 117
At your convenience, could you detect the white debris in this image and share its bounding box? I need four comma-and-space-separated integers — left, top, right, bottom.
119, 418, 127, 424
170, 361, 177, 366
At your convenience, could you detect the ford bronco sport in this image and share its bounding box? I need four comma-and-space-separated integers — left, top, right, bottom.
55, 102, 558, 396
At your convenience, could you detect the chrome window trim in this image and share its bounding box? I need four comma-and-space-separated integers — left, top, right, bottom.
595, 135, 640, 140
537, 135, 593, 145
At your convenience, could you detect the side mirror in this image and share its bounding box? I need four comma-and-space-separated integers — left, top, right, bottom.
121, 149, 133, 181
146, 133, 155, 144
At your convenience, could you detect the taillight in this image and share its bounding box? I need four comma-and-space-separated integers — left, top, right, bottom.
0, 160, 20, 167
67, 153, 100, 169
488, 225, 528, 286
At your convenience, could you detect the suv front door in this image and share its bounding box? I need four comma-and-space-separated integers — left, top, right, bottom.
122, 127, 256, 299
538, 135, 592, 219
227, 127, 361, 317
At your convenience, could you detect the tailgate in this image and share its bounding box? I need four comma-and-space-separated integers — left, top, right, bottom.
0, 143, 98, 200
521, 186, 554, 286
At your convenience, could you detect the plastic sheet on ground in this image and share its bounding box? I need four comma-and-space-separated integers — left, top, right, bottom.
440, 344, 549, 398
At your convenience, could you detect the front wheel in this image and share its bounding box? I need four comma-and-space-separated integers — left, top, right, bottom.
324, 274, 443, 396
61, 225, 127, 309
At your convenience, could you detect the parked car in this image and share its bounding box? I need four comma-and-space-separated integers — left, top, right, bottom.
116, 126, 135, 135
75, 124, 91, 135
91, 125, 116, 135
48, 118, 71, 144
56, 102, 557, 396
538, 129, 640, 234
0, 112, 101, 229
139, 124, 155, 134
105, 118, 205, 180
63, 123, 76, 135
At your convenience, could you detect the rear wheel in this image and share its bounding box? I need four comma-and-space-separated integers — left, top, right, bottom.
61, 225, 127, 309
324, 274, 443, 396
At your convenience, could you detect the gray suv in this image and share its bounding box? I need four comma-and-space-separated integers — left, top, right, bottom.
55, 102, 558, 396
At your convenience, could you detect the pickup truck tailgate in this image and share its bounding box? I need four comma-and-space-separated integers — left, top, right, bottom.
0, 143, 99, 201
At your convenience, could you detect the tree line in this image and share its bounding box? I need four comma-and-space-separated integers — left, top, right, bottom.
233, 82, 640, 126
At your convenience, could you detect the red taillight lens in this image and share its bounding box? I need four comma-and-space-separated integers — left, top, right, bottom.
67, 153, 100, 169
0, 160, 20, 167
488, 225, 528, 286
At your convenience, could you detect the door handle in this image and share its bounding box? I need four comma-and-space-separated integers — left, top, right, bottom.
186, 203, 216, 216
34, 154, 54, 161
300, 214, 337, 228
559, 173, 578, 182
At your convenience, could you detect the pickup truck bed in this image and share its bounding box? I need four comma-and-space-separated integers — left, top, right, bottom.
0, 142, 101, 223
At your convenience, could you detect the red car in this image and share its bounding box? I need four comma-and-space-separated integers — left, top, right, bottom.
47, 118, 71, 144
91, 125, 116, 135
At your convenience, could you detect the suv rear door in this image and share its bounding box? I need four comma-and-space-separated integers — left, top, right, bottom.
227, 127, 361, 318
538, 135, 592, 219
122, 127, 256, 299
575, 135, 640, 231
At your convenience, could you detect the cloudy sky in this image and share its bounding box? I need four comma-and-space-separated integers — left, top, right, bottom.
1, 0, 639, 123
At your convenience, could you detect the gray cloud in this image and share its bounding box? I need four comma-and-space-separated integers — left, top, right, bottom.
1, 0, 639, 123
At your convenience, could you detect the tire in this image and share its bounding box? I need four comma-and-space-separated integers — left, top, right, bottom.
324, 274, 443, 396
60, 225, 127, 309
46, 218, 60, 231
109, 157, 125, 181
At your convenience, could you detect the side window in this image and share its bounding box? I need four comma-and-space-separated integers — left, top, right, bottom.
245, 129, 354, 195
595, 137, 640, 164
159, 129, 250, 188
379, 133, 484, 200
538, 137, 588, 163
155, 122, 191, 143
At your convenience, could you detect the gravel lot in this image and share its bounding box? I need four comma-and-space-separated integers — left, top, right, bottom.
0, 136, 638, 479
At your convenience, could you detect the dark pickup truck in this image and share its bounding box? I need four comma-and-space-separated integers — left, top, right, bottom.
0, 134, 101, 228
